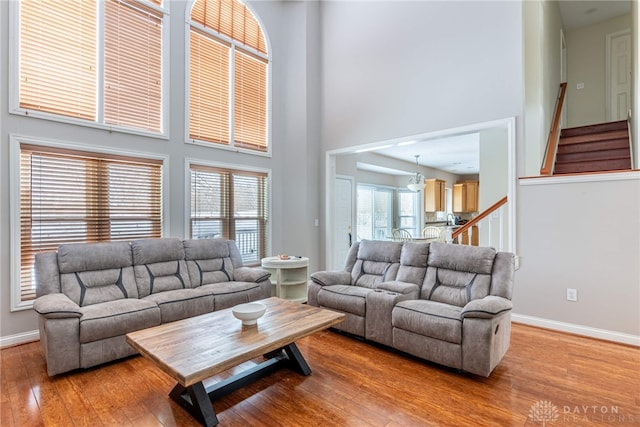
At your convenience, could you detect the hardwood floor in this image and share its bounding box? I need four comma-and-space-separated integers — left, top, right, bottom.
1, 323, 639, 426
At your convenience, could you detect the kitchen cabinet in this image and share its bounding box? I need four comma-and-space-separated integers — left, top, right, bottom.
453, 180, 479, 213
424, 179, 445, 212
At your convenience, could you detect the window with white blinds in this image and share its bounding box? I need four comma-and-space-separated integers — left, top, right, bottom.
190, 164, 268, 265
16, 0, 165, 134
188, 0, 269, 153
18, 143, 163, 302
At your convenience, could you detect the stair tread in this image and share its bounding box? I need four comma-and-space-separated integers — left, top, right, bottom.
557, 138, 629, 154
554, 158, 631, 174
556, 148, 630, 162
559, 129, 629, 145
561, 120, 628, 137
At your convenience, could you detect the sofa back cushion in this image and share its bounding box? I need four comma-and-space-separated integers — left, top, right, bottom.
58, 241, 137, 307
395, 242, 429, 286
183, 239, 236, 287
420, 242, 496, 307
351, 240, 402, 288
132, 238, 191, 298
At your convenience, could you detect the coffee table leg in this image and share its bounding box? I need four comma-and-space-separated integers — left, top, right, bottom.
283, 342, 312, 375
168, 342, 311, 426
170, 382, 219, 427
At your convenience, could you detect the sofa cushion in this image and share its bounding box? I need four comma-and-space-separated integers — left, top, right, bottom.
183, 239, 236, 286
132, 238, 191, 298
420, 242, 494, 307
317, 285, 372, 317
350, 240, 402, 288
199, 281, 264, 310
420, 267, 491, 308
58, 241, 138, 307
357, 240, 403, 262
395, 241, 429, 286
427, 242, 496, 274
392, 299, 462, 344
143, 288, 214, 323
79, 299, 160, 343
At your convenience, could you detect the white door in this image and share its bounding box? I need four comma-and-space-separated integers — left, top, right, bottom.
608, 30, 631, 121
333, 176, 353, 270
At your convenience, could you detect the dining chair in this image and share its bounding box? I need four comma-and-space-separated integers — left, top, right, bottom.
391, 228, 413, 242
422, 226, 442, 240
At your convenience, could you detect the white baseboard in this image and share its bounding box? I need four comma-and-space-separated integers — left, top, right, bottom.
512, 313, 640, 346
0, 330, 40, 349
3, 317, 639, 349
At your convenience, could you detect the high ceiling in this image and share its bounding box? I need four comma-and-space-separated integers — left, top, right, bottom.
358, 1, 633, 176
558, 0, 631, 31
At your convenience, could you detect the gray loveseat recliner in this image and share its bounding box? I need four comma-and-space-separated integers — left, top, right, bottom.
308, 240, 515, 377
34, 237, 271, 376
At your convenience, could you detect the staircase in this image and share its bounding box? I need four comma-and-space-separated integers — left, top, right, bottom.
554, 120, 632, 174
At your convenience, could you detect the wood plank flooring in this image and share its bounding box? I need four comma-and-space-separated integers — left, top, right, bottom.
1, 323, 639, 426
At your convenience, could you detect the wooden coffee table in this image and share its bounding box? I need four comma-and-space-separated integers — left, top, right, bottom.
126, 297, 344, 426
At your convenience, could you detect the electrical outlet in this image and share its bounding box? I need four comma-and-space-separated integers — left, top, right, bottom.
566, 288, 578, 302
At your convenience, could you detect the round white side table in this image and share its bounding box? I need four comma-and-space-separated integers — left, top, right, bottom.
261, 256, 309, 303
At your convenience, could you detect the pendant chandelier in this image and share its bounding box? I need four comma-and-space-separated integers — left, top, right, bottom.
407, 155, 425, 191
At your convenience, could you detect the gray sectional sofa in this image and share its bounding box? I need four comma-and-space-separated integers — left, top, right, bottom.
308, 240, 515, 377
33, 237, 271, 376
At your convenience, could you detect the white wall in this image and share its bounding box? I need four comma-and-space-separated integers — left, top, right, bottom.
320, 1, 524, 153
516, 174, 640, 339
478, 127, 509, 248
566, 13, 633, 127
523, 0, 563, 177
0, 1, 322, 343
634, 0, 639, 168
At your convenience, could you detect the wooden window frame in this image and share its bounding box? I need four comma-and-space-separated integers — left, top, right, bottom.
9, 0, 169, 139
9, 135, 168, 310
188, 161, 270, 266
186, 0, 271, 156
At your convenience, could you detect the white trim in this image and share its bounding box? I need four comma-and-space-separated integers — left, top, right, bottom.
184, 157, 273, 258
605, 28, 632, 122
512, 314, 640, 347
519, 170, 640, 186
9, 134, 171, 311
0, 330, 40, 349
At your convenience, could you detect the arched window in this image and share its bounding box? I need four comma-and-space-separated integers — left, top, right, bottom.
188, 0, 270, 153
15, 0, 166, 134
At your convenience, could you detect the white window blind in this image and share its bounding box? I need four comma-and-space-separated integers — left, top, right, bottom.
19, 0, 97, 120
19, 144, 163, 301
17, 0, 165, 133
104, 0, 163, 132
190, 164, 268, 265
188, 0, 269, 152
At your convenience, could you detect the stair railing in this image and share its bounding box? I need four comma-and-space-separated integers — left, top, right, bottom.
451, 196, 508, 250
540, 82, 568, 176
628, 111, 635, 169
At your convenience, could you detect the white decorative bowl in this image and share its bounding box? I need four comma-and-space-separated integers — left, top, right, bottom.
232, 302, 267, 326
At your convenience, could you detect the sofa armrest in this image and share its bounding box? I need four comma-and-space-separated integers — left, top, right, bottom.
375, 280, 419, 295
310, 271, 351, 287
461, 296, 512, 319
33, 293, 82, 319
234, 266, 271, 283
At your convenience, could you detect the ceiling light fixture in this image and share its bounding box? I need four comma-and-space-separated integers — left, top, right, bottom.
407, 155, 425, 191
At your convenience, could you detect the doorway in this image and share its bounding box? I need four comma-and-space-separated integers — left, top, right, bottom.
324, 117, 517, 265
606, 29, 632, 121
